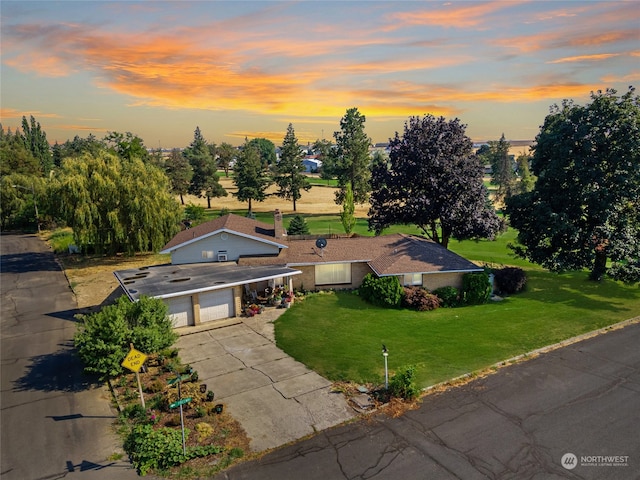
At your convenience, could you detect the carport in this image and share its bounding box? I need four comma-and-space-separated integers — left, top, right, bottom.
114, 263, 301, 328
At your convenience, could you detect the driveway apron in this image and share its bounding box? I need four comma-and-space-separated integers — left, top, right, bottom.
176, 309, 356, 452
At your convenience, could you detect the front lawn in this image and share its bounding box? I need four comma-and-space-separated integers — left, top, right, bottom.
275, 271, 640, 388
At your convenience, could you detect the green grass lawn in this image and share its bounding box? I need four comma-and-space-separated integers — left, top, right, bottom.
275, 273, 640, 389
274, 224, 639, 388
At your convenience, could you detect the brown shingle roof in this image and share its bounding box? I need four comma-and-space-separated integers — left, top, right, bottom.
161, 214, 284, 252
239, 233, 481, 275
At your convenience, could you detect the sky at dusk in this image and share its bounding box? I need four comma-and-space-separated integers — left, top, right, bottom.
1, 1, 638, 150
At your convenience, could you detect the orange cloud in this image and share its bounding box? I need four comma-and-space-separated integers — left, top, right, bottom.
0, 108, 62, 119
601, 71, 640, 83
390, 1, 511, 29
548, 53, 621, 64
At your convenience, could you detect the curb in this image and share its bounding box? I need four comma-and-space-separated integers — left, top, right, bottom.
422, 315, 640, 394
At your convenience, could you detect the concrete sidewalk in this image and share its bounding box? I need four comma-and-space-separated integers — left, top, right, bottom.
176, 308, 356, 452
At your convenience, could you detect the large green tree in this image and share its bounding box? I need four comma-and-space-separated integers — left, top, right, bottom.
75, 295, 178, 381
312, 138, 335, 180
246, 138, 276, 169
216, 142, 236, 177
368, 115, 503, 248
0, 126, 40, 176
273, 123, 311, 211
165, 148, 193, 205
103, 131, 150, 162
184, 127, 226, 208
233, 142, 271, 212
332, 108, 371, 204
51, 152, 182, 254
506, 87, 640, 282
60, 134, 105, 158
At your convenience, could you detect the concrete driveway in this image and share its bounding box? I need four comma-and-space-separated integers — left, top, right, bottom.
176, 308, 356, 452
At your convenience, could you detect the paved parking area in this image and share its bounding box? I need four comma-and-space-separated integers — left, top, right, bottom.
176, 310, 356, 452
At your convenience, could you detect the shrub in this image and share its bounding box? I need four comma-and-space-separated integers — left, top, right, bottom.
124, 424, 186, 475
359, 274, 403, 308
184, 203, 206, 224
121, 403, 147, 423
462, 272, 491, 305
388, 365, 421, 400
433, 286, 460, 307
146, 380, 164, 394
402, 287, 440, 311
493, 267, 527, 294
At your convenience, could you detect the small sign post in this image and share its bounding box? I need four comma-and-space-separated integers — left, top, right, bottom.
168, 373, 190, 455
121, 344, 148, 408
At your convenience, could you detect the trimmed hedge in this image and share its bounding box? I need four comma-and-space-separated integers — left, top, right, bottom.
462, 272, 491, 305
433, 286, 460, 307
359, 274, 403, 308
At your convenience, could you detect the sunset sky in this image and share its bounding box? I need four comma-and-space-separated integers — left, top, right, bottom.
1, 1, 638, 150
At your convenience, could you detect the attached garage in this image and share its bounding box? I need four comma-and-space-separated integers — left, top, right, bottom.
114, 263, 301, 330
199, 289, 235, 323
166, 296, 194, 328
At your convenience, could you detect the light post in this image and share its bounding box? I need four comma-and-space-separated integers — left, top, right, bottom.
382, 344, 389, 390
12, 184, 40, 234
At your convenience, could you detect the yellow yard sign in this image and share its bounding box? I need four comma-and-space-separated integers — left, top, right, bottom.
121, 347, 148, 373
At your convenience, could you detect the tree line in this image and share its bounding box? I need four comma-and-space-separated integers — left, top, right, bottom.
1, 87, 638, 283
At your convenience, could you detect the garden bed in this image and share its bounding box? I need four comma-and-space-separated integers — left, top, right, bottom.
111, 348, 251, 477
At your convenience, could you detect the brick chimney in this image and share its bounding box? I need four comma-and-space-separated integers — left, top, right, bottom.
274, 209, 286, 239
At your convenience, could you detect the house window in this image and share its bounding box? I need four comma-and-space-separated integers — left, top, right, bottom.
217, 250, 228, 262
403, 273, 422, 286
202, 250, 214, 259
315, 263, 351, 285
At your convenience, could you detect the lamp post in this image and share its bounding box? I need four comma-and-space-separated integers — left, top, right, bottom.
12, 184, 40, 234
382, 344, 389, 390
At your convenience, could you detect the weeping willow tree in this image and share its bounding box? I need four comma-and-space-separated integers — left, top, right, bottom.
51, 152, 182, 254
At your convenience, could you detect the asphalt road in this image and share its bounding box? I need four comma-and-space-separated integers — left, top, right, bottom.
0, 234, 139, 480
216, 320, 640, 480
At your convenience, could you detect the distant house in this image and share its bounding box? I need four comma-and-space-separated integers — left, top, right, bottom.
302, 155, 322, 173
114, 210, 482, 329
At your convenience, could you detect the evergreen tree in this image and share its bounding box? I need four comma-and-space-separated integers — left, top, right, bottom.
21, 115, 53, 174
287, 214, 310, 235
488, 134, 516, 201
340, 183, 356, 235
332, 108, 371, 204
233, 142, 271, 213
0, 126, 40, 176
514, 152, 535, 194
274, 123, 311, 211
165, 148, 193, 205
184, 127, 226, 209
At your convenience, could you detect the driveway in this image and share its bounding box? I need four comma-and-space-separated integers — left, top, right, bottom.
176, 308, 356, 452
1, 234, 139, 480
215, 318, 640, 479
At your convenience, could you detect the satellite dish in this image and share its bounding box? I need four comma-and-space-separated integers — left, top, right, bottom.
315, 238, 327, 249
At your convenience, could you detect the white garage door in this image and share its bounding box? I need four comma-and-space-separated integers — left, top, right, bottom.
199, 289, 234, 323
166, 296, 194, 328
